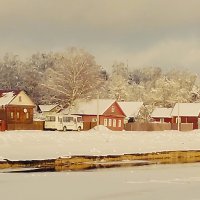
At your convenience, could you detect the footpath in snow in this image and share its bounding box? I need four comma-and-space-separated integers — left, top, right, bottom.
1, 128, 200, 160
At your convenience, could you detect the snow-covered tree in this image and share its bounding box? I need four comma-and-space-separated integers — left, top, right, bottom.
107, 74, 131, 100
42, 48, 104, 106
104, 62, 131, 100
20, 52, 56, 104
129, 67, 162, 87
111, 62, 129, 79
0, 53, 23, 89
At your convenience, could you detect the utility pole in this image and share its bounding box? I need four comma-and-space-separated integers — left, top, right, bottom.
177, 101, 180, 131
97, 93, 100, 131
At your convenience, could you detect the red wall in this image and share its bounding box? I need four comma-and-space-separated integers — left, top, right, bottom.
103, 102, 125, 131
164, 118, 172, 123
152, 117, 172, 123
6, 106, 34, 124
103, 102, 125, 117
82, 115, 125, 131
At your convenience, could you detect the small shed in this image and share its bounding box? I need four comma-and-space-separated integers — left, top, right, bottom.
151, 107, 173, 123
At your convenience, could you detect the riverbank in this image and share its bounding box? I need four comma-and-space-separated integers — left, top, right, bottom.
2, 150, 200, 171
1, 130, 200, 171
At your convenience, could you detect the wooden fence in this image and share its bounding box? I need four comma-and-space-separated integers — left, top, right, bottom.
125, 122, 193, 132
7, 121, 44, 131
83, 122, 97, 131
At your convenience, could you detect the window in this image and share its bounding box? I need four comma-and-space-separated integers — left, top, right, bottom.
19, 96, 22, 102
17, 112, 20, 119
104, 119, 108, 126
118, 120, 122, 127
10, 112, 14, 119
111, 106, 115, 113
91, 118, 97, 122
26, 112, 29, 119
63, 117, 73, 122
77, 117, 82, 122
113, 119, 116, 127
108, 119, 112, 126
160, 118, 164, 123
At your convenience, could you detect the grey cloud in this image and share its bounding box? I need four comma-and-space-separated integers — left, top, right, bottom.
0, 0, 200, 73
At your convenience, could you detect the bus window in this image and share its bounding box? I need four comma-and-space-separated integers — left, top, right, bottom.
46, 116, 56, 122
63, 117, 73, 122
77, 117, 82, 122
69, 117, 74, 122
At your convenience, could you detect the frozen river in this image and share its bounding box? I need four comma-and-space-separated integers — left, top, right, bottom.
1, 163, 200, 200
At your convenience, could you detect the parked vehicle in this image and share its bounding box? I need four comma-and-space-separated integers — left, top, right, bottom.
44, 114, 83, 131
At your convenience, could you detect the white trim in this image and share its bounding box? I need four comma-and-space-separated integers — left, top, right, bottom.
113, 119, 116, 127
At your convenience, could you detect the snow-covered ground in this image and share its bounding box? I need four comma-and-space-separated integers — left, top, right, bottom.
1, 163, 200, 200
1, 129, 200, 160
2, 129, 200, 200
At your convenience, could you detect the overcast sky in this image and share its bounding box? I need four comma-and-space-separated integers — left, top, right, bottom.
1, 0, 200, 72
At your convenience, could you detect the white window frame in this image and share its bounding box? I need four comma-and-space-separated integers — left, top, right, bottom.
16, 112, 20, 119
113, 119, 116, 127
10, 112, 14, 119
92, 118, 97, 122
26, 112, 29, 119
118, 120, 122, 127
111, 106, 115, 113
104, 118, 108, 126
19, 96, 22, 102
108, 119, 112, 127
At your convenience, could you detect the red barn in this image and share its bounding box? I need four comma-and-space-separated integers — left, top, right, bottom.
0, 90, 36, 130
151, 107, 173, 123
62, 99, 126, 131
171, 103, 200, 129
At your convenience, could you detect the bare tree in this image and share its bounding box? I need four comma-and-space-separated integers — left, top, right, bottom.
42, 48, 103, 106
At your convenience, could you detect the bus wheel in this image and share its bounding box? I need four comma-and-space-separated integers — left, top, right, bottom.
63, 126, 67, 132
78, 126, 81, 132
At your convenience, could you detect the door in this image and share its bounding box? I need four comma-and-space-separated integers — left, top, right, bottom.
56, 116, 63, 130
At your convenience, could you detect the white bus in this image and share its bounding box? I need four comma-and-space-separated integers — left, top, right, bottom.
44, 114, 83, 131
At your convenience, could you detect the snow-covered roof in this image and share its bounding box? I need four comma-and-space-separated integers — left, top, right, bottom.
62, 99, 116, 115
171, 103, 200, 117
0, 90, 20, 106
118, 102, 143, 117
151, 107, 173, 118
38, 105, 60, 112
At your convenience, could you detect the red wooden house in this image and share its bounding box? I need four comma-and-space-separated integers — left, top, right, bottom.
0, 90, 36, 130
62, 99, 126, 131
171, 103, 200, 129
151, 107, 173, 123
